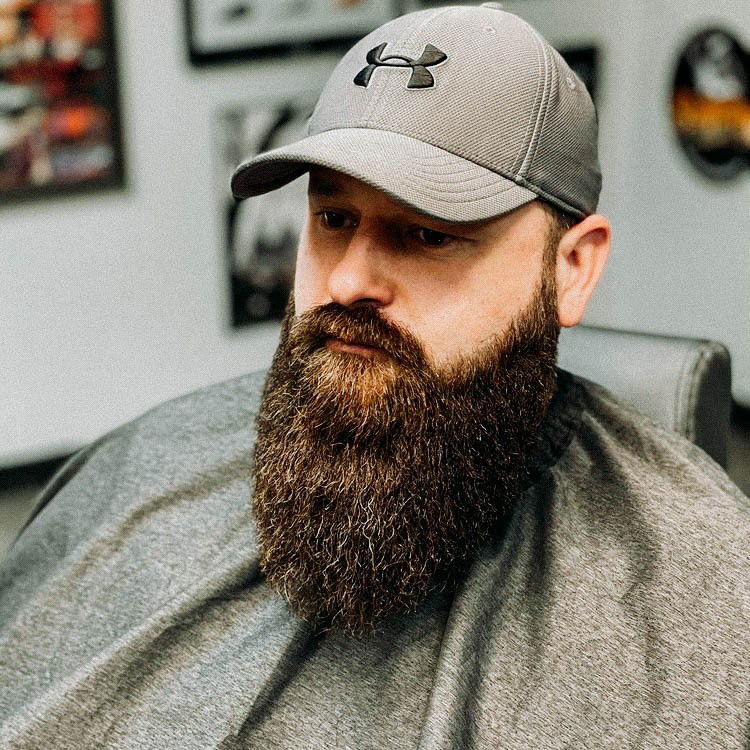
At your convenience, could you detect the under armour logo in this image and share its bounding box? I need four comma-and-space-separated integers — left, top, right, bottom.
353, 43, 448, 89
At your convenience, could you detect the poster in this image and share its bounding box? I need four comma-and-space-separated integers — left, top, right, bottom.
0, 0, 123, 201
217, 94, 317, 326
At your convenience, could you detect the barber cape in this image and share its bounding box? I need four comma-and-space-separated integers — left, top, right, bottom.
0, 370, 748, 749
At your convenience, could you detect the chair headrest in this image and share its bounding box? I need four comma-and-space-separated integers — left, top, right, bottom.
558, 325, 731, 467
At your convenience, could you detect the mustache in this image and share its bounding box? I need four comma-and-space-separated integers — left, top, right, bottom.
288, 302, 430, 371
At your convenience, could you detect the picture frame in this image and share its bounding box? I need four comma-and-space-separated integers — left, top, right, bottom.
216, 89, 320, 327
0, 0, 125, 203
185, 0, 400, 66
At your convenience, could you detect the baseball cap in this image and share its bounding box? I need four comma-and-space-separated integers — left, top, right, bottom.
231, 3, 601, 222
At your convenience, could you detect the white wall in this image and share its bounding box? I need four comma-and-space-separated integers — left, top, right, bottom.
1, 0, 337, 467
2, 0, 749, 468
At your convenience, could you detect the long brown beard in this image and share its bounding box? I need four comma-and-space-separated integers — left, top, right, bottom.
252, 267, 559, 636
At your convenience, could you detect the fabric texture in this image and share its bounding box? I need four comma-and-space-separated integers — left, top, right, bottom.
0, 369, 748, 749
231, 5, 601, 220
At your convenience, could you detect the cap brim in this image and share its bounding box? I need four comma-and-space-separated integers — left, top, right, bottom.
231, 128, 538, 224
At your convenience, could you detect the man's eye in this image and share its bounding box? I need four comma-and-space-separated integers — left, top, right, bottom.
413, 227, 453, 247
318, 211, 351, 229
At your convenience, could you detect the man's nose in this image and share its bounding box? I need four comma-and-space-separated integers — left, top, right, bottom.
326, 229, 395, 308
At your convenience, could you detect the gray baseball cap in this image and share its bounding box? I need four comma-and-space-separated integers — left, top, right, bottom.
231, 3, 601, 222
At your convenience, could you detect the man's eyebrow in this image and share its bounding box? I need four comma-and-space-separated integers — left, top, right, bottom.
307, 178, 344, 197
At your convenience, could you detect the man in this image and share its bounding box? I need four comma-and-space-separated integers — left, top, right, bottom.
0, 5, 748, 748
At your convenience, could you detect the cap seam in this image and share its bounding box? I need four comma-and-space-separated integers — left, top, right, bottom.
314, 123, 548, 195
509, 30, 544, 177
233, 125, 588, 216
518, 26, 553, 177
248, 125, 546, 198
514, 173, 586, 217
231, 134, 543, 217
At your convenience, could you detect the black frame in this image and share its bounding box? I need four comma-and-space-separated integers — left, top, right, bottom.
216, 95, 318, 327
0, 0, 125, 205
185, 0, 401, 66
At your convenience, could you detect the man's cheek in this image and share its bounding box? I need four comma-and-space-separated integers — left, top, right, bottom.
293, 245, 327, 314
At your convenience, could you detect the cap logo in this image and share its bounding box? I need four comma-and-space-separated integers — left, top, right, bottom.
353, 43, 448, 89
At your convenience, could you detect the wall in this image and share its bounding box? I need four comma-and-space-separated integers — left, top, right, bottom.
1, 0, 337, 467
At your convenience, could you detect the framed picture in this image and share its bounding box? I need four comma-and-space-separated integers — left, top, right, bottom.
185, 0, 399, 65
217, 91, 319, 327
0, 0, 124, 202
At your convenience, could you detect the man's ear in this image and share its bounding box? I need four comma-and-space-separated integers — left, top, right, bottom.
555, 213, 611, 328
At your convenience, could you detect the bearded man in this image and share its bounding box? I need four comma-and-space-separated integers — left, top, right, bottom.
0, 5, 748, 749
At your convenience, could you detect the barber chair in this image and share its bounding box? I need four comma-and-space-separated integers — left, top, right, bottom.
557, 325, 732, 468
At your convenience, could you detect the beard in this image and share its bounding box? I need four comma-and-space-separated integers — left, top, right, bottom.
252, 263, 560, 636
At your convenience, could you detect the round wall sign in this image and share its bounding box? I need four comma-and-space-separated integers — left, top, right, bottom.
672, 28, 749, 180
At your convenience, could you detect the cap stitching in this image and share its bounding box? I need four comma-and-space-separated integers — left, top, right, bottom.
513, 173, 585, 217
403, 172, 517, 196
322, 124, 530, 184
240, 126, 545, 199
518, 26, 552, 177
528, 29, 556, 173
233, 152, 540, 216
507, 30, 543, 177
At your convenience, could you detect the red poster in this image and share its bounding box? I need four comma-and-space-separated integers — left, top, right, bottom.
0, 0, 123, 200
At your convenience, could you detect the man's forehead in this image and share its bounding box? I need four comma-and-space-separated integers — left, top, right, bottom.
306, 169, 364, 203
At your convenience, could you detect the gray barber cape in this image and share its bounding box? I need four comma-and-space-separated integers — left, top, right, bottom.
0, 369, 748, 749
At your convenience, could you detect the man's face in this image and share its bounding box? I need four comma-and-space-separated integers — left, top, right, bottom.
252, 167, 562, 636
295, 167, 555, 369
